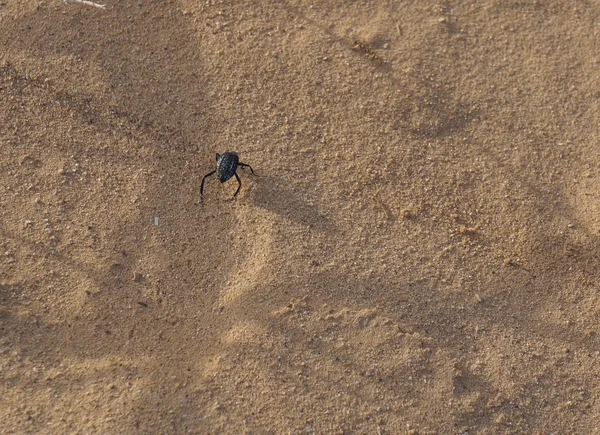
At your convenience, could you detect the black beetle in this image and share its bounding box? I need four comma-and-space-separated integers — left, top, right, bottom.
200, 152, 255, 198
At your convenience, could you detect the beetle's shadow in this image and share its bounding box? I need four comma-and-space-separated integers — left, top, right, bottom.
248, 175, 334, 232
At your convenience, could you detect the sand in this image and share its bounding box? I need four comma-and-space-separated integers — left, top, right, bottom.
1, 0, 600, 433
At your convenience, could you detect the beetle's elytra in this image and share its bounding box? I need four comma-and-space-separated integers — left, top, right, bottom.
201, 152, 255, 198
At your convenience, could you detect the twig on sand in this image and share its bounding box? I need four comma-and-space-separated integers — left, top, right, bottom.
63, 0, 106, 9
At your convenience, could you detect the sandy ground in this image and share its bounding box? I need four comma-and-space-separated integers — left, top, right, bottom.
2, 0, 600, 433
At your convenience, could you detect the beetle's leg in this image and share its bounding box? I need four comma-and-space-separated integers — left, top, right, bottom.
239, 162, 255, 175
233, 172, 242, 197
200, 170, 216, 197
215, 153, 220, 161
